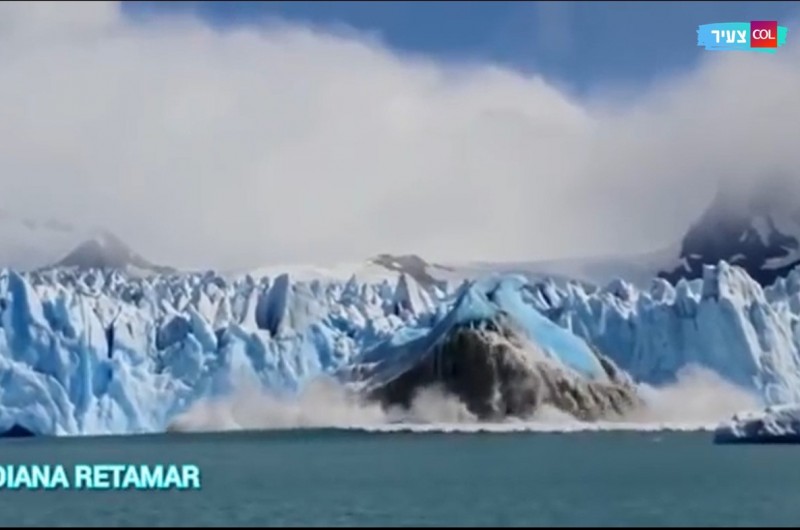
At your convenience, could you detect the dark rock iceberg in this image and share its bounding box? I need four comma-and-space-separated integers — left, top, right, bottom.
363, 314, 642, 422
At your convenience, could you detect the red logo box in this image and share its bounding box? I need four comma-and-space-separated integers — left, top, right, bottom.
751, 21, 778, 48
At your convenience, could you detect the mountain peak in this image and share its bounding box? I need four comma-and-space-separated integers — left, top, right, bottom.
369, 253, 454, 288
50, 231, 174, 275
660, 175, 800, 286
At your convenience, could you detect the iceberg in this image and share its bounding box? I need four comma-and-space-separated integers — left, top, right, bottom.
340, 275, 640, 422
713, 404, 800, 444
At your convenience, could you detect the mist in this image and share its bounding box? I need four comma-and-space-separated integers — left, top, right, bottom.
168, 363, 760, 433
626, 365, 761, 424
168, 378, 477, 433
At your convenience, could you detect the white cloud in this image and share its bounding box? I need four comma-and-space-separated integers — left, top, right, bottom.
0, 2, 799, 270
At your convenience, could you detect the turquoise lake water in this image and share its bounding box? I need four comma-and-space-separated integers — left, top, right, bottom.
0, 429, 798, 526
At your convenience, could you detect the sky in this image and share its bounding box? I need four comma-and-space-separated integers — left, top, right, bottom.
1, 1, 800, 270
125, 1, 799, 95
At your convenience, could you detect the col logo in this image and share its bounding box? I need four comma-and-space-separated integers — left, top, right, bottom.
697, 21, 788, 52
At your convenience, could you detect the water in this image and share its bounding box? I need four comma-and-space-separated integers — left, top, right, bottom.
0, 429, 799, 526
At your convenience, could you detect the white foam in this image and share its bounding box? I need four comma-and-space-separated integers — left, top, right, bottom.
169, 369, 737, 436
337, 421, 716, 434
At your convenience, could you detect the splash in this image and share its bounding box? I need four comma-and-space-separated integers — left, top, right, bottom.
630, 364, 761, 424
167, 378, 477, 433
167, 364, 761, 434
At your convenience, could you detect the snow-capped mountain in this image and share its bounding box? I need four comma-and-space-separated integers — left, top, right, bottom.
0, 213, 172, 276
660, 175, 800, 286
243, 253, 463, 291
368, 253, 457, 288
48, 231, 174, 276
442, 175, 800, 290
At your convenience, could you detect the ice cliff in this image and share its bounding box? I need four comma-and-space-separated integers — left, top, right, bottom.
530, 261, 800, 405
0, 259, 798, 436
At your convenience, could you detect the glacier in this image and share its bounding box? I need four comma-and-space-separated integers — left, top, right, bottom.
528, 261, 800, 405
0, 259, 799, 436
